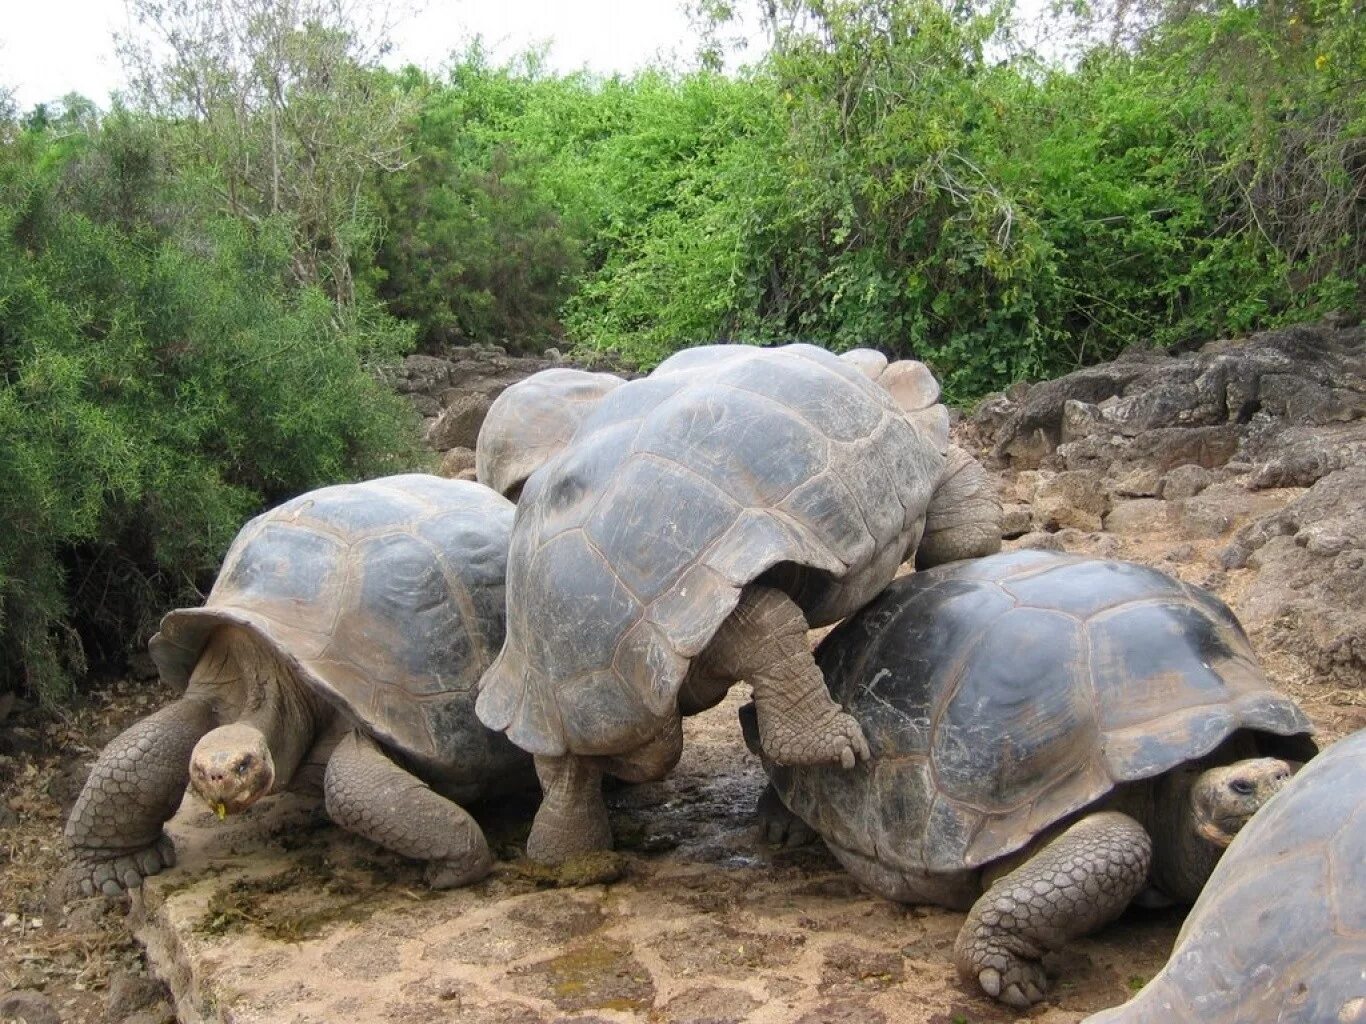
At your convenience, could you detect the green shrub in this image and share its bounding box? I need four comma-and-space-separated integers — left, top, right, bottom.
0, 110, 422, 704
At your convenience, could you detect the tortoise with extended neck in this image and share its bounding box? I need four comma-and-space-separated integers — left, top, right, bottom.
65, 475, 532, 898
1083, 727, 1365, 1024
476, 343, 1002, 864
752, 550, 1316, 1007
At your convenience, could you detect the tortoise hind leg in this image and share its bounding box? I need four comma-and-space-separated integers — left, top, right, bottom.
65, 696, 218, 899
953, 811, 1152, 1008
526, 754, 611, 864
324, 731, 492, 889
703, 585, 870, 768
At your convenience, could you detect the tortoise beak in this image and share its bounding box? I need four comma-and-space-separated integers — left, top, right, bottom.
214, 802, 227, 820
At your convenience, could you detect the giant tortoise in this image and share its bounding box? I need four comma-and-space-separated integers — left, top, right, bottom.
473, 351, 997, 568
1084, 727, 1365, 1024
66, 474, 533, 897
476, 343, 1002, 863
476, 366, 626, 500
752, 549, 1317, 1007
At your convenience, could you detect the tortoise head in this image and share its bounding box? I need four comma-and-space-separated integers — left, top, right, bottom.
1190, 756, 1296, 847
189, 723, 276, 818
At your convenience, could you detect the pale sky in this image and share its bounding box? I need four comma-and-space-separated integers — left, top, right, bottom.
0, 0, 732, 111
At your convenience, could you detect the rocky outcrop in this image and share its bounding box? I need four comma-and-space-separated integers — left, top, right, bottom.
382, 346, 634, 456
985, 322, 1364, 474
970, 320, 1366, 685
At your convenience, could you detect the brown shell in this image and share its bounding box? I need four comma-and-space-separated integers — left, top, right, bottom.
151, 475, 515, 773
771, 550, 1316, 873
476, 344, 948, 757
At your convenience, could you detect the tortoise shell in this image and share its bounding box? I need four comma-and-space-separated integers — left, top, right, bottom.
150, 475, 518, 778
476, 367, 626, 499
476, 344, 949, 757
770, 550, 1316, 874
1084, 728, 1365, 1024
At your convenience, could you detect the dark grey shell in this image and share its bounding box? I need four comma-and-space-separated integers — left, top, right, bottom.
476, 344, 948, 757
1084, 728, 1365, 1024
771, 550, 1316, 873
476, 368, 626, 498
151, 475, 518, 778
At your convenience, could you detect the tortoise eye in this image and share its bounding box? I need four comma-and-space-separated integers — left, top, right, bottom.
1229, 778, 1255, 796
235, 761, 251, 776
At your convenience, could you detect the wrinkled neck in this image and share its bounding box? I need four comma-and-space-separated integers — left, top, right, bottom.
223, 629, 321, 790
1149, 770, 1222, 904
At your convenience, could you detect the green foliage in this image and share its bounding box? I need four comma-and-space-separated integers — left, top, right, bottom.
119, 0, 416, 303
369, 54, 588, 351
0, 109, 421, 704
367, 0, 1359, 398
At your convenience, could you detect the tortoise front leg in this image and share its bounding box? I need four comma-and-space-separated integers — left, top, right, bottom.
953, 811, 1153, 1008
65, 697, 218, 899
324, 731, 492, 889
525, 753, 610, 864
703, 585, 870, 768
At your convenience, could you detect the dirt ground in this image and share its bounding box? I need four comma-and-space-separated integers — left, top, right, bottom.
3, 519, 1363, 1024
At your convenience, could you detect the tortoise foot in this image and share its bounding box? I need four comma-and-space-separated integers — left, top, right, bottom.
756, 698, 870, 768
526, 800, 612, 865
527, 754, 612, 865
424, 847, 494, 890
971, 950, 1048, 1008
68, 833, 177, 900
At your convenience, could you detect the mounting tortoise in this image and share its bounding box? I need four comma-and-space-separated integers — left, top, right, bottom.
474, 352, 997, 570
65, 474, 533, 898
750, 549, 1317, 1007
1084, 727, 1365, 1024
475, 343, 1002, 864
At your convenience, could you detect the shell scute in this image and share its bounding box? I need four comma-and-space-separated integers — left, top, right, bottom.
870, 759, 934, 867
1328, 801, 1366, 934
285, 477, 434, 533
343, 531, 478, 693
584, 456, 737, 603
935, 607, 1092, 811
630, 388, 828, 506
213, 522, 343, 651
581, 373, 689, 431
825, 580, 1015, 758
519, 532, 641, 680
1004, 558, 1185, 617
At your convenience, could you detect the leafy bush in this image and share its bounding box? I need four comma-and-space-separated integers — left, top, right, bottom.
369, 56, 588, 351
0, 110, 422, 704
378, 1, 1360, 399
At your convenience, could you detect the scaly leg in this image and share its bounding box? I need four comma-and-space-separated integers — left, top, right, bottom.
65, 698, 218, 899
525, 753, 610, 864
702, 586, 869, 768
324, 731, 491, 889
954, 811, 1152, 1008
